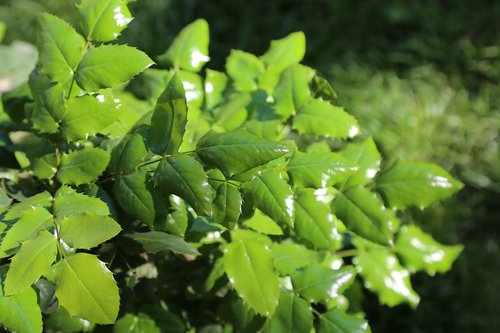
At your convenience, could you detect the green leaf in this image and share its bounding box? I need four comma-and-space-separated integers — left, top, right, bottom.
395, 225, 463, 275
109, 122, 149, 173
158, 19, 209, 72
287, 151, 358, 188
196, 131, 291, 177
223, 230, 280, 317
2, 191, 52, 221
61, 93, 123, 141
78, 0, 132, 42
293, 99, 360, 138
241, 170, 294, 227
53, 186, 109, 218
339, 137, 381, 188
244, 209, 283, 235
267, 291, 313, 333
271, 242, 319, 276
178, 70, 204, 109
45, 307, 95, 333
273, 64, 315, 120
244, 119, 284, 140
0, 287, 43, 333
125, 231, 200, 256
226, 50, 265, 92
55, 253, 120, 324
376, 160, 463, 209
291, 264, 356, 303
149, 73, 187, 155
113, 172, 166, 228
354, 247, 420, 307
76, 45, 154, 91
57, 147, 110, 185
205, 69, 228, 110
331, 186, 397, 246
261, 32, 305, 72
0, 206, 53, 255
38, 13, 86, 83
114, 313, 161, 333
60, 213, 121, 250
294, 190, 341, 251
153, 154, 214, 216
4, 230, 57, 295
163, 195, 188, 237
213, 182, 242, 229
213, 93, 250, 131
318, 308, 371, 333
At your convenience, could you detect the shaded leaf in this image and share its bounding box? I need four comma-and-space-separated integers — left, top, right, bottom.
318, 308, 371, 333
114, 313, 161, 333
213, 182, 242, 229
125, 231, 200, 256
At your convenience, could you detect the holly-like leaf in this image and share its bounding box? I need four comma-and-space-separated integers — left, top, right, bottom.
38, 13, 86, 83
213, 182, 242, 229
244, 209, 283, 235
241, 170, 294, 227
78, 0, 133, 42
294, 190, 340, 251
57, 147, 110, 185
261, 32, 305, 72
0, 287, 43, 333
223, 230, 280, 317
226, 50, 265, 92
291, 264, 356, 303
2, 191, 52, 221
158, 19, 209, 72
76, 45, 154, 91
267, 291, 313, 333
287, 151, 358, 188
53, 186, 109, 218
395, 225, 463, 276
4, 230, 57, 295
331, 186, 397, 246
125, 231, 200, 256
376, 160, 463, 209
153, 154, 214, 216
149, 73, 187, 155
109, 122, 150, 173
61, 93, 123, 141
271, 242, 319, 276
339, 137, 381, 189
354, 247, 420, 307
293, 99, 360, 138
317, 308, 371, 333
196, 131, 291, 177
55, 253, 120, 324
60, 213, 121, 250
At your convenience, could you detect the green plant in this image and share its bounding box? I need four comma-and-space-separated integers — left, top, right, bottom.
0, 1, 464, 332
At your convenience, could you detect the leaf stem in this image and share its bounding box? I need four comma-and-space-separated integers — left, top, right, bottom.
335, 248, 361, 258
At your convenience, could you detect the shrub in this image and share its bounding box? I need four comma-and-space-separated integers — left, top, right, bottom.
0, 1, 463, 332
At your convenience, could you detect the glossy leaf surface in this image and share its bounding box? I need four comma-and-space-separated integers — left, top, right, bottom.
126, 231, 200, 256
339, 137, 381, 188
267, 291, 313, 333
78, 0, 132, 42
213, 182, 242, 229
318, 308, 371, 333
57, 148, 110, 185
60, 213, 121, 250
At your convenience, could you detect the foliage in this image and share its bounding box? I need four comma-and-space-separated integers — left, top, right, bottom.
0, 1, 464, 332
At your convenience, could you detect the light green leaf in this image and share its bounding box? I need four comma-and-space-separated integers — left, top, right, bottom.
318, 308, 371, 333
125, 231, 200, 256
158, 19, 209, 72
223, 230, 280, 317
244, 119, 284, 140
0, 287, 43, 333
331, 186, 397, 246
114, 313, 161, 333
291, 264, 356, 303
287, 151, 358, 188
226, 50, 265, 92
149, 73, 187, 155
196, 131, 291, 177
153, 154, 214, 216
293, 99, 360, 138
376, 160, 463, 209
162, 195, 188, 237
213, 182, 242, 229
2, 191, 52, 221
53, 186, 109, 218
57, 147, 110, 185
213, 93, 250, 131
295, 190, 340, 251
395, 225, 463, 275
76, 45, 154, 91
267, 291, 313, 333
78, 0, 132, 42
271, 242, 319, 276
205, 69, 228, 110
241, 170, 294, 227
113, 172, 166, 228
244, 209, 283, 235
55, 253, 120, 324
339, 137, 381, 188
261, 32, 305, 72
61, 93, 122, 141
178, 70, 204, 109
60, 213, 121, 250
354, 247, 420, 307
273, 64, 315, 120
38, 13, 86, 83
4, 230, 57, 295
310, 74, 337, 102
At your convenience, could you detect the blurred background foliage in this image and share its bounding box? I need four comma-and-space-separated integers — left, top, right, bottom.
0, 0, 499, 332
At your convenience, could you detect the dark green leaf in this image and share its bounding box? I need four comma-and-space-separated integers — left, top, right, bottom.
60, 213, 121, 250
163, 195, 188, 236
125, 231, 200, 256
267, 291, 313, 333
213, 182, 242, 229
318, 308, 371, 333
114, 313, 161, 333
57, 147, 110, 185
